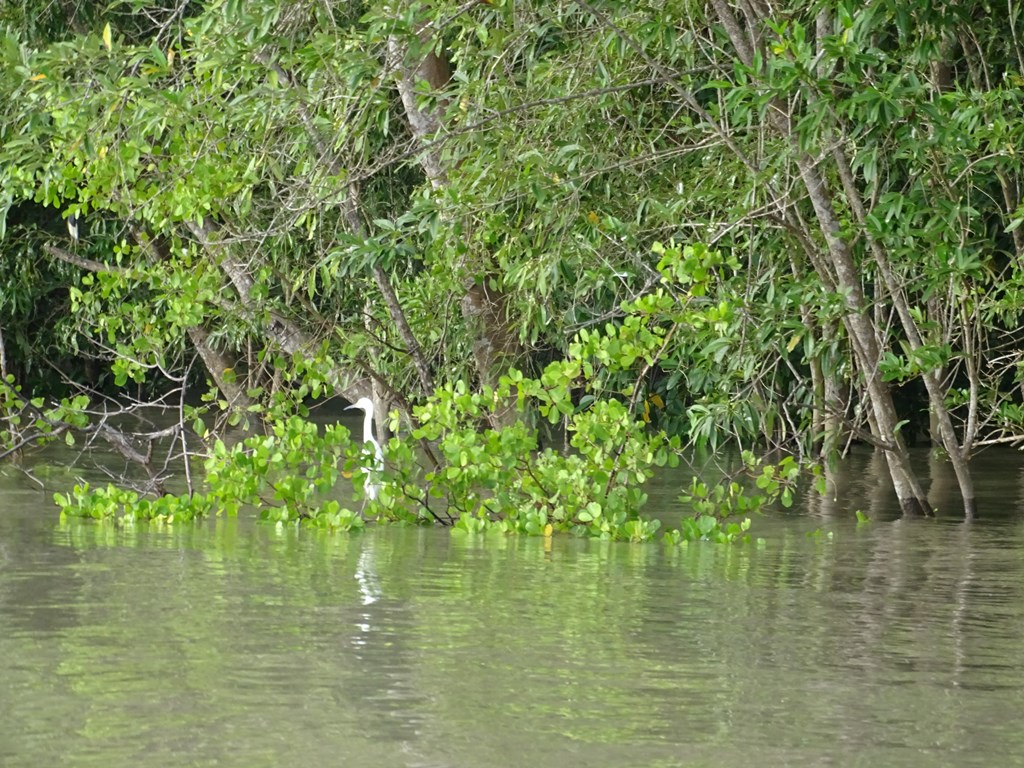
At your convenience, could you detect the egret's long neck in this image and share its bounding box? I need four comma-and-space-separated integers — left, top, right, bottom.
363, 409, 374, 444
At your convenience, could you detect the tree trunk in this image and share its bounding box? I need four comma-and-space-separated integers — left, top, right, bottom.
45, 239, 255, 411
386, 35, 450, 189
186, 326, 252, 411
388, 17, 523, 427
254, 52, 436, 402
187, 220, 370, 404
710, 0, 934, 515
796, 144, 933, 515
831, 147, 976, 517
128, 229, 256, 411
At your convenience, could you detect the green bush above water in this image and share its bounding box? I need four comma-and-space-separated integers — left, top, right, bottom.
56, 255, 802, 544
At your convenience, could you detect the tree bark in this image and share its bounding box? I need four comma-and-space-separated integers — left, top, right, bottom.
387, 35, 450, 189
254, 52, 436, 400
795, 158, 932, 514
831, 147, 976, 516
185, 326, 252, 410
710, 0, 934, 515
187, 220, 370, 404
388, 15, 523, 427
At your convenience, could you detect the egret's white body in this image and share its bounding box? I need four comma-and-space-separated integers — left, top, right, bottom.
346, 396, 383, 500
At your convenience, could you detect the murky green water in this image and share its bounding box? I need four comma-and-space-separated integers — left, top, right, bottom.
3, 442, 1024, 766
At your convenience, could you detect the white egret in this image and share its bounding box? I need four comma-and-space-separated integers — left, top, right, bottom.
346, 396, 383, 501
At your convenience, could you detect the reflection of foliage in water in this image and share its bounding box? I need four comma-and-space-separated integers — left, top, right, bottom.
18, 515, 1024, 766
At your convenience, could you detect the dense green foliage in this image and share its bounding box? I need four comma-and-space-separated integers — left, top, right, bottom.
7, 0, 1024, 530
55, 260, 799, 541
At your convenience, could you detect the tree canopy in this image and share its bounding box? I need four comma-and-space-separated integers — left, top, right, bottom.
3, 0, 1024, 532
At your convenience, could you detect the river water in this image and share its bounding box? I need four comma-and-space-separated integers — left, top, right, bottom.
3, 438, 1024, 767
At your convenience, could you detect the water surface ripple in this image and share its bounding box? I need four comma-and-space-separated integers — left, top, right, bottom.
2, 452, 1024, 766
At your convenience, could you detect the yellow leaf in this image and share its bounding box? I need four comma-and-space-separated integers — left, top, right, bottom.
649, 393, 665, 409
786, 333, 802, 353
102, 22, 112, 51
167, 47, 175, 67
642, 400, 651, 424
543, 523, 553, 537
586, 210, 600, 226
29, 73, 46, 81
98, 146, 108, 159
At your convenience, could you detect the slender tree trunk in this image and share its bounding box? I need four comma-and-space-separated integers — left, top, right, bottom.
831, 148, 976, 516
388, 17, 523, 427
372, 264, 435, 396
387, 35, 450, 189
185, 326, 252, 410
809, 316, 847, 466
254, 53, 436, 401
797, 157, 931, 514
129, 229, 256, 411
710, 0, 934, 514
187, 220, 370, 404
